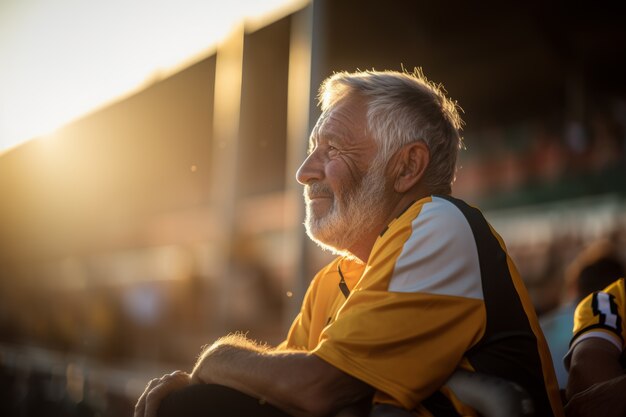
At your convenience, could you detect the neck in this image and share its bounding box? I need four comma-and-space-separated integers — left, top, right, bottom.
346, 235, 380, 264
347, 188, 431, 263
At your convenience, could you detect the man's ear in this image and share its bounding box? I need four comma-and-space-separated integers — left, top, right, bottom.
392, 142, 430, 193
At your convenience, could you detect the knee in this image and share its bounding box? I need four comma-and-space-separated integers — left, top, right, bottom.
157, 384, 210, 417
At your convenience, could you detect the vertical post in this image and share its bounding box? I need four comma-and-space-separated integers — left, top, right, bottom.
210, 25, 245, 330
284, 4, 313, 326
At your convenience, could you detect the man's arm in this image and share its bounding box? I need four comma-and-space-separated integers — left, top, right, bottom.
565, 337, 626, 417
190, 333, 373, 417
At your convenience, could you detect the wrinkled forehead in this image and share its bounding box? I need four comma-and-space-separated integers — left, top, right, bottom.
309, 110, 330, 138
307, 114, 324, 152
308, 95, 369, 148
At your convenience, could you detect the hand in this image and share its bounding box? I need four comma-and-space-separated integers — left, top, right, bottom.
134, 371, 192, 417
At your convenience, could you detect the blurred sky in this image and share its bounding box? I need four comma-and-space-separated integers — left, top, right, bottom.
0, 0, 302, 153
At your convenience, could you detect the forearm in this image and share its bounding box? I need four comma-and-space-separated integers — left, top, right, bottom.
566, 338, 623, 399
191, 335, 286, 405
565, 374, 626, 417
565, 338, 626, 417
191, 334, 372, 417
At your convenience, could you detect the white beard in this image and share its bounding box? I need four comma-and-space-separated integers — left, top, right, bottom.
304, 157, 389, 258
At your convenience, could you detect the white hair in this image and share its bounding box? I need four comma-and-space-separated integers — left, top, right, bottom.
318, 69, 464, 194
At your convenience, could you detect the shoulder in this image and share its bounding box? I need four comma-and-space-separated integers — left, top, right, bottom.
396, 196, 480, 263
414, 195, 476, 233
390, 195, 476, 227
569, 278, 626, 358
573, 278, 625, 331
377, 196, 483, 299
379, 196, 478, 250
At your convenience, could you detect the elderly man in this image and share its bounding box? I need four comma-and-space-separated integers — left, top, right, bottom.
135, 70, 564, 417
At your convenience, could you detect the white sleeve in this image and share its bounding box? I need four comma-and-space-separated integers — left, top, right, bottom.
388, 196, 484, 301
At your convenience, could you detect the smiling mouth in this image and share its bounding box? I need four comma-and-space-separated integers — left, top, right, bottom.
307, 193, 333, 202
305, 184, 333, 201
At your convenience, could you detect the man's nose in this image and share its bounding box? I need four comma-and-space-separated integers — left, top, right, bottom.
296, 152, 324, 185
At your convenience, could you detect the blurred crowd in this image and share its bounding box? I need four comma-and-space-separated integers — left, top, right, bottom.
455, 97, 626, 208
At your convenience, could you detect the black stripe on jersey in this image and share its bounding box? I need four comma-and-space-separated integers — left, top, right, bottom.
337, 265, 351, 299
572, 291, 624, 346
591, 291, 622, 331
421, 390, 461, 417
434, 195, 554, 417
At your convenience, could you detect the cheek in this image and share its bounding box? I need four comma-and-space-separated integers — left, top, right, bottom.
326, 161, 360, 193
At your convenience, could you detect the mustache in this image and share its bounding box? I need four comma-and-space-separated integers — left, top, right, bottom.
304, 183, 334, 200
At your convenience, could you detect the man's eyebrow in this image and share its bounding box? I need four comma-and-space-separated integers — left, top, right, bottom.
319, 129, 349, 145
307, 120, 352, 153
323, 131, 343, 141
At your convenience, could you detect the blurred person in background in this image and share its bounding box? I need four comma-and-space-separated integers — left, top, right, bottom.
565, 275, 626, 417
135, 69, 564, 417
540, 240, 625, 390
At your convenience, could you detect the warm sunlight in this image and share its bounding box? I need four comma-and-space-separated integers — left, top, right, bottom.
0, 0, 304, 153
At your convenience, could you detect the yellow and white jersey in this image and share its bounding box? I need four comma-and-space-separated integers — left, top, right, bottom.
567, 278, 626, 363
279, 195, 563, 417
